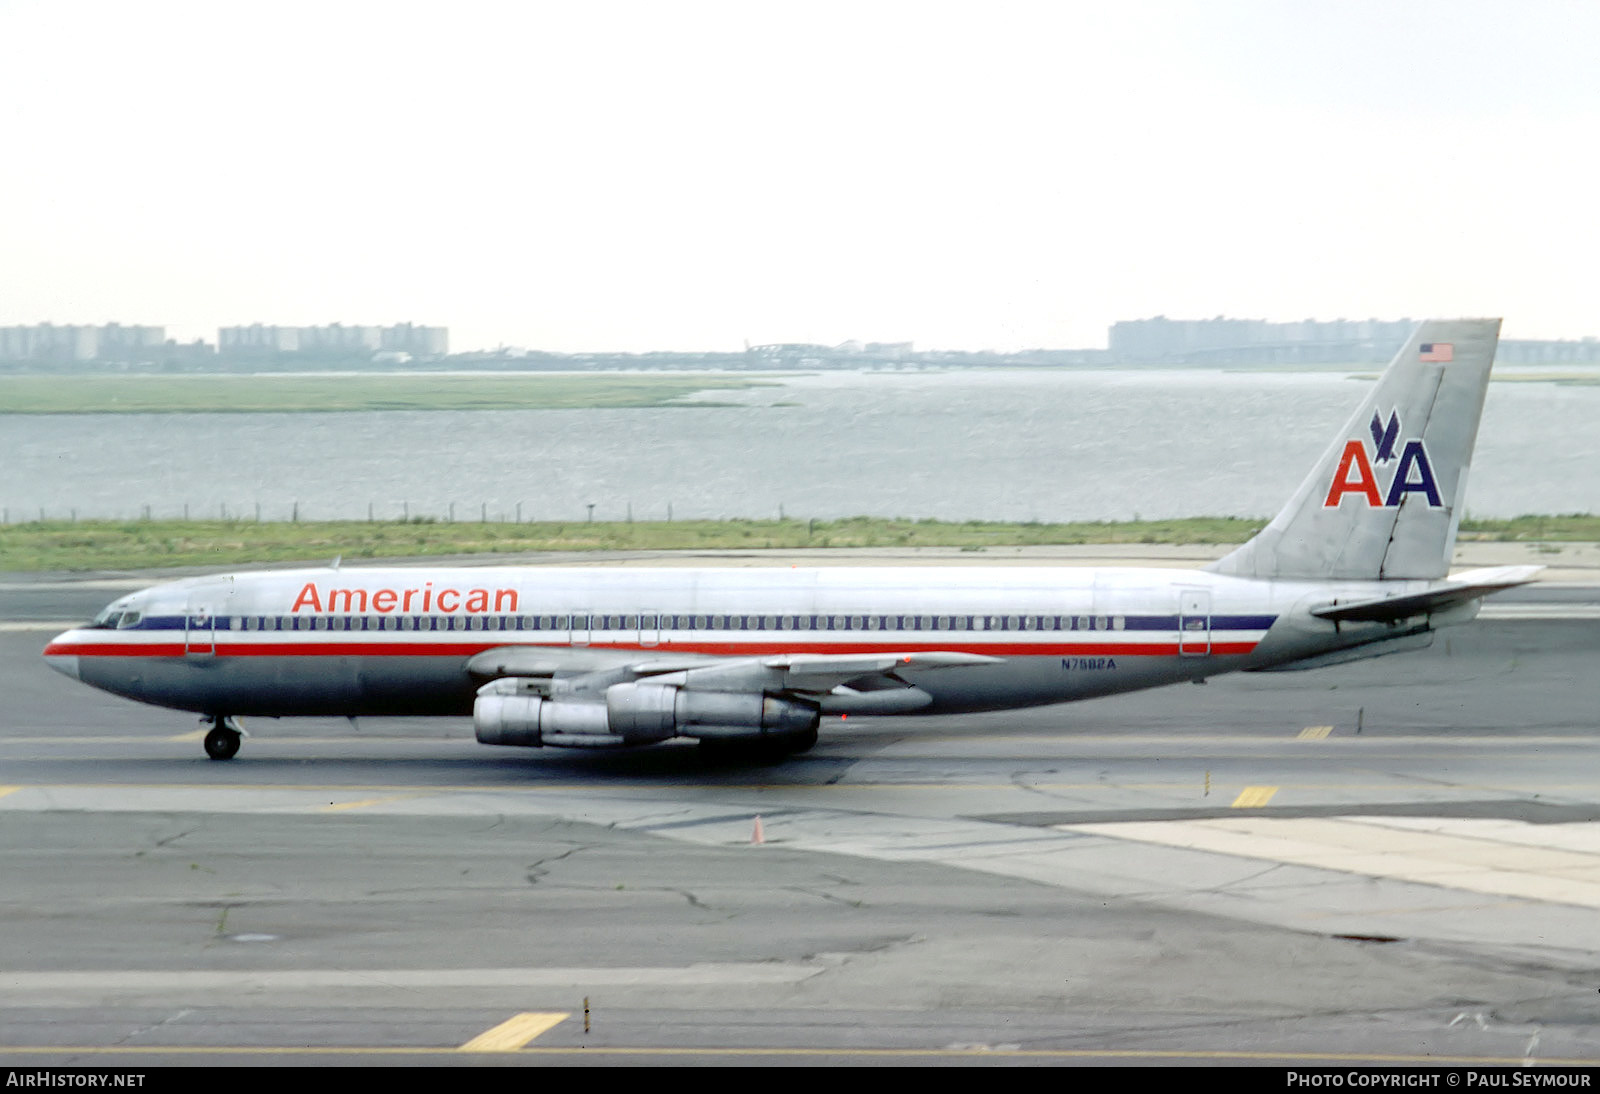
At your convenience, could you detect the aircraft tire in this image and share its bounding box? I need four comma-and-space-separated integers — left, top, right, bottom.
204, 726, 241, 761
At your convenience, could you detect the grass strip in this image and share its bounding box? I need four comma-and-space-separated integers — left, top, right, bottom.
2, 515, 1597, 572
0, 374, 777, 414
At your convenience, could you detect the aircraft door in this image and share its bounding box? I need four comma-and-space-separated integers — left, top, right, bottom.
639, 612, 660, 648
1178, 589, 1211, 656
184, 601, 215, 657
184, 579, 236, 657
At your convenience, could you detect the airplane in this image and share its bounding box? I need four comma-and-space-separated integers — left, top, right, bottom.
43, 318, 1539, 762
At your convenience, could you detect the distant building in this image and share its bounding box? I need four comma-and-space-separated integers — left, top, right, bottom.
742, 341, 918, 368
1110, 316, 1600, 365
0, 322, 165, 363
1497, 338, 1600, 364
380, 323, 449, 357
745, 343, 838, 367
1109, 316, 1417, 364
217, 323, 448, 360
219, 324, 301, 355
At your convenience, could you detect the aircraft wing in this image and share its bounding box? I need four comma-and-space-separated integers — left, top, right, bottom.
1310, 565, 1542, 623
465, 646, 1000, 714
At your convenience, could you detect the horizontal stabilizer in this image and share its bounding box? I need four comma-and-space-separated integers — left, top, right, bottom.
1310, 565, 1541, 623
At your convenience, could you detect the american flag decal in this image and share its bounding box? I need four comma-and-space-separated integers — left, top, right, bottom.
1419, 342, 1454, 362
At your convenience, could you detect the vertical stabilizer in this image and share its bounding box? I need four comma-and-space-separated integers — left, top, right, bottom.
1207, 318, 1500, 581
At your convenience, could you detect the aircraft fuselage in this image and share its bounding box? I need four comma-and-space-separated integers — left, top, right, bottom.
44, 564, 1445, 719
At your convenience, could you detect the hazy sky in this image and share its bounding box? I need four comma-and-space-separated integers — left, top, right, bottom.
2, 1, 1597, 352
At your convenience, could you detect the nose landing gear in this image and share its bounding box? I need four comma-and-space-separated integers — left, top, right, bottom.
201, 715, 245, 761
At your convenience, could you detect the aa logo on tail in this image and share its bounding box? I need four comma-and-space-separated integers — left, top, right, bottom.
1322, 410, 1442, 509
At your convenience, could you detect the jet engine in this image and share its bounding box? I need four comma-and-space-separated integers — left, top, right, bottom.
473, 677, 819, 749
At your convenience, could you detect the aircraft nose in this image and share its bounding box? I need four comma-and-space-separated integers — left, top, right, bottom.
42, 634, 81, 681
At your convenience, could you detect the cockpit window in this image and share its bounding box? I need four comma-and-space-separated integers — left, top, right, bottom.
89, 605, 142, 629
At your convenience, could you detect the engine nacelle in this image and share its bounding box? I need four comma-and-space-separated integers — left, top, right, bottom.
474, 677, 819, 748
605, 681, 819, 740
474, 679, 619, 747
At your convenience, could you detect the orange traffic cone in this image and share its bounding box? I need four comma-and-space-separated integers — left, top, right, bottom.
751, 815, 765, 844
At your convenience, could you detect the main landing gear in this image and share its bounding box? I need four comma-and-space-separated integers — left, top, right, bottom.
201, 715, 244, 761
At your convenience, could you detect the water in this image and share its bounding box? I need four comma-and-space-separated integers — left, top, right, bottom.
3, 369, 1597, 523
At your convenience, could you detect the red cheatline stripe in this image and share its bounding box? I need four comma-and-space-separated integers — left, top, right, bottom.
47, 639, 1261, 659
